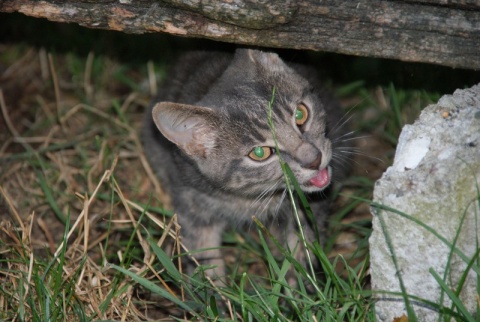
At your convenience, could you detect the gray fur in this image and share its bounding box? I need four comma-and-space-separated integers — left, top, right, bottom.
142, 49, 348, 278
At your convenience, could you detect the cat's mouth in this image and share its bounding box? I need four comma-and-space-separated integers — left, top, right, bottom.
306, 167, 331, 191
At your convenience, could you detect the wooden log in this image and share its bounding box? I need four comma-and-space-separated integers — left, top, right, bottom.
1, 0, 479, 69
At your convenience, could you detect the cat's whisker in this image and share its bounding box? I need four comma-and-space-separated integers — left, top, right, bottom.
256, 190, 277, 216
333, 133, 371, 144
332, 153, 363, 169
335, 148, 385, 163
251, 180, 280, 206
332, 151, 357, 161
332, 145, 370, 161
251, 187, 271, 207
261, 180, 286, 214
339, 135, 370, 143
274, 188, 288, 216
259, 187, 287, 232
332, 151, 354, 163
334, 146, 365, 153
249, 179, 283, 217
328, 109, 356, 136
332, 97, 368, 133
333, 146, 365, 155
331, 129, 359, 141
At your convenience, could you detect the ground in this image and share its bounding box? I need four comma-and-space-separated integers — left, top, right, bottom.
0, 41, 434, 320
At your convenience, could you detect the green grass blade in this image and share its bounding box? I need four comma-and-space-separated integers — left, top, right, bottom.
265, 87, 317, 284
239, 272, 247, 319
375, 208, 418, 321
33, 158, 67, 224
388, 83, 403, 133
108, 263, 197, 314
148, 238, 182, 282
429, 268, 475, 322
335, 80, 366, 97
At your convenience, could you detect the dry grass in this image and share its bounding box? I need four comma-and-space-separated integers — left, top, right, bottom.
0, 45, 184, 320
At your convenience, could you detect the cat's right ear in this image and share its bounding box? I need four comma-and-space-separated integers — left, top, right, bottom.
152, 102, 218, 158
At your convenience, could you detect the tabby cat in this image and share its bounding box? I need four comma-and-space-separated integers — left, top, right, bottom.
142, 49, 348, 279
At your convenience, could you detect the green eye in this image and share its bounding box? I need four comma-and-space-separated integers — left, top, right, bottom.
253, 146, 265, 158
295, 103, 309, 126
248, 146, 272, 161
295, 109, 304, 121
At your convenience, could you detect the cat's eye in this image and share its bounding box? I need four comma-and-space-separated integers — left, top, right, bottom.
295, 103, 309, 126
248, 146, 272, 161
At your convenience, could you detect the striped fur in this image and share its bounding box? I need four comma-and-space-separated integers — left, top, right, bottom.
142, 49, 349, 279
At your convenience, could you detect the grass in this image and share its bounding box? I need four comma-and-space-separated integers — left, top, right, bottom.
1, 43, 474, 320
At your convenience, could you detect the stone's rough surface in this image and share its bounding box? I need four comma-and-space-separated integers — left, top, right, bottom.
370, 83, 480, 321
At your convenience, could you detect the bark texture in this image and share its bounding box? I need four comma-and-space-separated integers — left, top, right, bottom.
1, 0, 479, 69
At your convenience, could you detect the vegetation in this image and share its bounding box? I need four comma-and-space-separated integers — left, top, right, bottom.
1, 21, 476, 320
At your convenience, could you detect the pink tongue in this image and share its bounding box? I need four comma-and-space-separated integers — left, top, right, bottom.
309, 168, 330, 188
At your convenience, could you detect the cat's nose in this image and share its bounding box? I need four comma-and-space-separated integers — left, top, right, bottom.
307, 153, 322, 170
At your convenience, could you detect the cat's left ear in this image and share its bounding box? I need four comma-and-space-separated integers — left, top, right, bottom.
152, 102, 218, 158
245, 49, 286, 73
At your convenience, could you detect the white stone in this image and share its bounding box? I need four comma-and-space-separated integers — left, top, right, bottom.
392, 134, 431, 172
370, 83, 480, 321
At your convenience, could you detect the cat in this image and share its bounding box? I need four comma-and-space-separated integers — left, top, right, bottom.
142, 48, 349, 281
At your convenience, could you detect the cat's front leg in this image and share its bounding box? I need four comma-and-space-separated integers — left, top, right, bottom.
265, 213, 312, 286
286, 211, 316, 267
276, 205, 327, 287
179, 217, 226, 281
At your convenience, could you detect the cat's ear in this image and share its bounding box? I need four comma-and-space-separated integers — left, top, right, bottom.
243, 49, 286, 73
152, 102, 218, 158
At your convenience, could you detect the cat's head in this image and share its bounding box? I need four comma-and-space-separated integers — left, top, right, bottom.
152, 49, 337, 196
